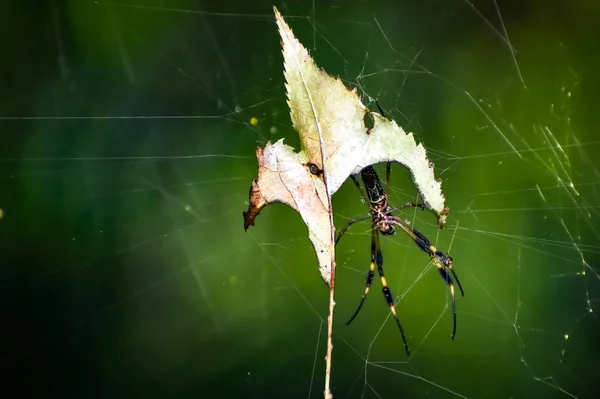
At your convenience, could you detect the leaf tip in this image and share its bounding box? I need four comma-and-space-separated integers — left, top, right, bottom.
273, 6, 292, 41
438, 206, 449, 228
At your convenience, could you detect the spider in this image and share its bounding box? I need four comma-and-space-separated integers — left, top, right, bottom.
336, 162, 464, 356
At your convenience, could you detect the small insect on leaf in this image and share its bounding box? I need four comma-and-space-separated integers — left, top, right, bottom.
243, 7, 448, 286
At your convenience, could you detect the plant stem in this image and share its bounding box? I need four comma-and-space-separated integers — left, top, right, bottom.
324, 259, 336, 398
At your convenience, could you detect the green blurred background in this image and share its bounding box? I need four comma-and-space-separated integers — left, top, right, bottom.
1, 0, 599, 398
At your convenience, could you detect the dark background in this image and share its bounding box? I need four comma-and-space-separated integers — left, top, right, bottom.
1, 0, 599, 398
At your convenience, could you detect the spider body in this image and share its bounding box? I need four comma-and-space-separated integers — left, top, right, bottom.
337, 163, 464, 356
362, 166, 396, 236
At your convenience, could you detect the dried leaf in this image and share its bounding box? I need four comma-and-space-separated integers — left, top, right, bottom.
243, 7, 448, 286
243, 141, 333, 283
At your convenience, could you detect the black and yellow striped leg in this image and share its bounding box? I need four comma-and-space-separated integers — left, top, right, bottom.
345, 230, 376, 325
431, 247, 464, 340
374, 229, 410, 356
449, 265, 464, 298
346, 229, 410, 355
437, 264, 458, 339
388, 215, 464, 340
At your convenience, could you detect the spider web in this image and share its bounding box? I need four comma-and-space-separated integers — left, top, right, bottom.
1, 1, 599, 398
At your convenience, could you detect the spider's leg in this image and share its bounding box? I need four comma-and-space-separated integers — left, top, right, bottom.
388, 215, 464, 339
350, 174, 368, 202
375, 101, 387, 118
449, 266, 465, 297
431, 248, 463, 339
373, 102, 393, 199
387, 216, 432, 255
335, 215, 371, 246
336, 174, 371, 246
382, 160, 427, 216
436, 264, 457, 340
346, 228, 376, 325
385, 162, 391, 196
373, 229, 410, 356
372, 103, 395, 196
388, 202, 427, 214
